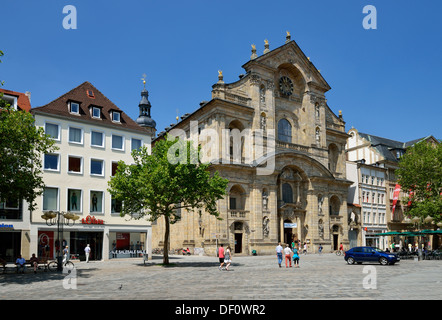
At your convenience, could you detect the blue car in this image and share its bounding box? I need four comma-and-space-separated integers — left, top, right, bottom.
344, 246, 400, 265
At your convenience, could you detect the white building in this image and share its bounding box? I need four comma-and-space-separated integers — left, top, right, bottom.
346, 160, 387, 249
29, 81, 156, 261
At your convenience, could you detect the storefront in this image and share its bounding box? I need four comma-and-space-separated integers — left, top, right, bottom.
109, 231, 147, 258
0, 229, 21, 262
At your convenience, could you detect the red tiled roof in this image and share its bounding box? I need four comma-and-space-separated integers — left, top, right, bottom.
31, 81, 149, 134
0, 88, 32, 112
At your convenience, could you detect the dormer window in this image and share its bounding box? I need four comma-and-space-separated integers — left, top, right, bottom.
70, 102, 80, 114
87, 89, 95, 98
92, 106, 101, 119
112, 111, 121, 123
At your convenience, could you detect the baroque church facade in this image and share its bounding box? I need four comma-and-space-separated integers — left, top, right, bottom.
152, 34, 353, 255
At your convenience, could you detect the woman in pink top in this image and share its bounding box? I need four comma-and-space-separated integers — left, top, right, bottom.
218, 244, 225, 270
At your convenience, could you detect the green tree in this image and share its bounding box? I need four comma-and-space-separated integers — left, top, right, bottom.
0, 102, 58, 212
108, 137, 228, 265
397, 140, 442, 224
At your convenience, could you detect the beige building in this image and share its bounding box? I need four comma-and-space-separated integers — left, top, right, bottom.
152, 35, 353, 255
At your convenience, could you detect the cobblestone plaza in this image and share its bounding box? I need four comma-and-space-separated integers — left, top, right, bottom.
1, 253, 441, 301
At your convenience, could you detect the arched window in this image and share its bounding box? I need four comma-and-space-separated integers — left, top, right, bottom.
278, 119, 292, 143
282, 183, 293, 203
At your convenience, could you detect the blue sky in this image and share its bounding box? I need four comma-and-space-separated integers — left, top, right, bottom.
1, 0, 441, 142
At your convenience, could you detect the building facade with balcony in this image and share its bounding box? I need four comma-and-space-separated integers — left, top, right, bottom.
29, 81, 156, 261
152, 35, 352, 255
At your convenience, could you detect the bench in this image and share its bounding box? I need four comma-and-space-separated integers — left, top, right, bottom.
12, 257, 49, 273
22, 258, 49, 272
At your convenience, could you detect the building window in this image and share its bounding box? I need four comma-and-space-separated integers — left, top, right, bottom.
112, 135, 124, 151
67, 189, 82, 212
43, 187, 58, 211
70, 102, 80, 114
111, 196, 122, 214
112, 111, 121, 123
229, 197, 237, 210
90, 159, 104, 176
92, 107, 101, 119
45, 123, 60, 140
91, 131, 104, 148
44, 154, 60, 171
68, 127, 83, 144
0, 199, 22, 220
90, 191, 104, 213
111, 161, 119, 176
282, 183, 293, 204
68, 156, 82, 174
131, 138, 142, 151
277, 119, 292, 143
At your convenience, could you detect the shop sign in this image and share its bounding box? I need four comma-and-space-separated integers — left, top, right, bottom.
0, 223, 14, 230
81, 215, 104, 225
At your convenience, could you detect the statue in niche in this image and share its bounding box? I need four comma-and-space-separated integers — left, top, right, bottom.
315, 128, 321, 145
262, 190, 269, 210
318, 219, 324, 239
260, 86, 266, 103
263, 216, 270, 238
318, 195, 324, 214
260, 115, 267, 132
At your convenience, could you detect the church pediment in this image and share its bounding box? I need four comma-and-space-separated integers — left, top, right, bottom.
242, 40, 331, 93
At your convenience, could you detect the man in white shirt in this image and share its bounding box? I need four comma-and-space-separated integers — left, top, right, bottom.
84, 244, 91, 263
276, 242, 283, 268
284, 244, 292, 268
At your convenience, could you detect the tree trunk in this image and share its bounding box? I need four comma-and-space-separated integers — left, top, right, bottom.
163, 214, 170, 265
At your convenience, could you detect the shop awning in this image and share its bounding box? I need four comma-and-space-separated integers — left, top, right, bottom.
380, 231, 403, 236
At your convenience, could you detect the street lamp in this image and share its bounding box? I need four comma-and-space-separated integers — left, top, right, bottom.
41, 211, 80, 271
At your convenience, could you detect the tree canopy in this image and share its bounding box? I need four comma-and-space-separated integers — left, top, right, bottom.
0, 100, 58, 211
397, 140, 442, 224
108, 136, 229, 264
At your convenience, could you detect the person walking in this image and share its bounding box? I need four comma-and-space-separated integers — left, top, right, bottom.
292, 245, 300, 268
276, 242, 283, 268
218, 244, 225, 270
284, 244, 292, 268
318, 243, 323, 255
303, 242, 308, 255
62, 246, 69, 264
224, 246, 232, 271
84, 244, 91, 263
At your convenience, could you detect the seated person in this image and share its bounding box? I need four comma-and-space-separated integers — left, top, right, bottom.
29, 253, 39, 274
16, 255, 26, 274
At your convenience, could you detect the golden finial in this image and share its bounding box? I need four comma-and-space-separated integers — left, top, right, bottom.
264, 39, 270, 54
286, 31, 290, 37
218, 70, 224, 83
251, 44, 257, 60
141, 73, 147, 89
285, 31, 291, 43
339, 110, 342, 116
